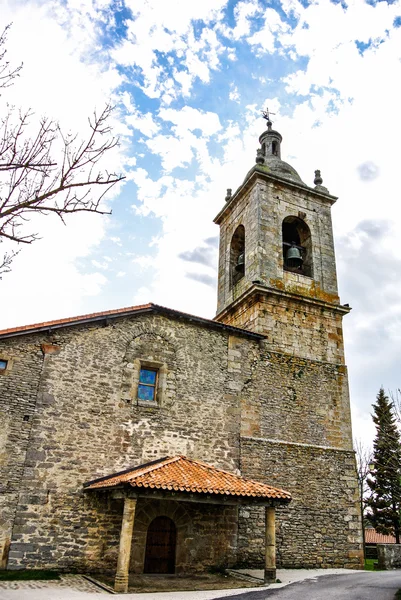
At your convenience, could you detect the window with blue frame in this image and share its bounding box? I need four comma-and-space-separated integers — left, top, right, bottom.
0, 359, 8, 371
138, 368, 158, 402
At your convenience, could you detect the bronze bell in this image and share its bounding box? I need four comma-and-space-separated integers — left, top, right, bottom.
235, 252, 245, 272
286, 244, 303, 268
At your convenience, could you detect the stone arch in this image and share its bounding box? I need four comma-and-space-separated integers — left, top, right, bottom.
144, 516, 177, 573
230, 224, 245, 288
282, 216, 313, 277
118, 316, 187, 365
130, 499, 192, 574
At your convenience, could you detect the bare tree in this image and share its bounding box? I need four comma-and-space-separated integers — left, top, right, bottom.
0, 25, 125, 276
354, 437, 373, 557
355, 438, 373, 505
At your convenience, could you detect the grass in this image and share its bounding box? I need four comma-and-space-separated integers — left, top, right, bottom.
0, 570, 60, 581
365, 558, 378, 571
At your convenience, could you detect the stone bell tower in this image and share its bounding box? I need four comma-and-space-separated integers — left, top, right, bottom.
214, 114, 364, 570
214, 114, 349, 365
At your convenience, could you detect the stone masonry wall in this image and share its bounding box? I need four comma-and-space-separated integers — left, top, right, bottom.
0, 339, 44, 568
219, 294, 346, 364
241, 348, 353, 450
1, 314, 256, 571
0, 309, 362, 572
131, 499, 238, 574
239, 439, 363, 569
377, 544, 401, 570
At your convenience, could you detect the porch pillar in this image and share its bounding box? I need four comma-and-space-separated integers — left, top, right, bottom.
114, 497, 137, 593
264, 506, 276, 583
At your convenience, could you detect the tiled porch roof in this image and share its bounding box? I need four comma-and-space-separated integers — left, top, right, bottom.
84, 455, 291, 502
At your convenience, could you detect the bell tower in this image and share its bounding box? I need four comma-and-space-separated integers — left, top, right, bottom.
214, 115, 363, 570
214, 114, 350, 365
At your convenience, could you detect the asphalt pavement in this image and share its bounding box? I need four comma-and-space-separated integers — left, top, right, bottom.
212, 571, 401, 600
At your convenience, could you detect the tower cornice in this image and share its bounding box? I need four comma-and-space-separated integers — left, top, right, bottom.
214, 165, 337, 225
214, 283, 351, 325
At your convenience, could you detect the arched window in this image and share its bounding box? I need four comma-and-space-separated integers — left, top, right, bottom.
282, 217, 313, 277
144, 516, 176, 574
230, 225, 245, 287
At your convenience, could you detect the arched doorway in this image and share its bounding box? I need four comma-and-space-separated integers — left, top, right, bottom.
144, 516, 176, 574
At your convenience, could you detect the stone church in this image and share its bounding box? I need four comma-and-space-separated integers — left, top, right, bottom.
0, 116, 364, 592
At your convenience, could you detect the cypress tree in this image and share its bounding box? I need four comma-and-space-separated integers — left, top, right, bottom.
366, 388, 401, 543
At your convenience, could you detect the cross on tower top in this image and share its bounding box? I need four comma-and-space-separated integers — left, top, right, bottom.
262, 108, 276, 130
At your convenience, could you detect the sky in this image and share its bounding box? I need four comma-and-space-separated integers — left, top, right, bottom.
1, 0, 401, 449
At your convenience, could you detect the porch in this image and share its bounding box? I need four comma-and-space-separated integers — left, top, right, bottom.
84, 455, 291, 593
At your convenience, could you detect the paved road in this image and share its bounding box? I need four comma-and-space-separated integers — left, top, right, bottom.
1, 571, 401, 600
214, 572, 401, 600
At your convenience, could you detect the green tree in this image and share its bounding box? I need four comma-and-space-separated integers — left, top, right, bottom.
366, 387, 401, 543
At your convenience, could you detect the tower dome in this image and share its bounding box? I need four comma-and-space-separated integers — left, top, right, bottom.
256, 113, 305, 185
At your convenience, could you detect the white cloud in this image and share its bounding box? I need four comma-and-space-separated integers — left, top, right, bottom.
132, 255, 155, 270
229, 84, 240, 102
246, 7, 289, 53
160, 106, 222, 137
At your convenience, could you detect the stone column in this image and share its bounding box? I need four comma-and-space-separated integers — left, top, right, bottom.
114, 497, 137, 593
264, 506, 276, 583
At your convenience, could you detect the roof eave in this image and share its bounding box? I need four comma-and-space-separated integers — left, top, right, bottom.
0, 303, 265, 341
84, 483, 291, 507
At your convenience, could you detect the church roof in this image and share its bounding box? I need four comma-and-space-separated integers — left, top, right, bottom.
84, 455, 291, 502
0, 302, 264, 341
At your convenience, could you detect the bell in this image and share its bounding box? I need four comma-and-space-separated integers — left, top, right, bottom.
235, 252, 245, 272
286, 245, 303, 268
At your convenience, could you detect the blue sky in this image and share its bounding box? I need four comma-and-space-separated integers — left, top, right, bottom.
2, 0, 401, 446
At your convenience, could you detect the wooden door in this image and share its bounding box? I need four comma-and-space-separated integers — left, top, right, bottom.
144, 516, 176, 574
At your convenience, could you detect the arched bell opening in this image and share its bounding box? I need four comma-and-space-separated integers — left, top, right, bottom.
282, 217, 313, 277
230, 225, 245, 288
144, 516, 176, 574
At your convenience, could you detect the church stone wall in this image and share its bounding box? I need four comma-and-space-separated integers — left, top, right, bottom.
219, 294, 346, 364
130, 499, 238, 574
0, 314, 256, 572
238, 439, 363, 568
241, 349, 353, 450
0, 310, 362, 572
0, 337, 44, 569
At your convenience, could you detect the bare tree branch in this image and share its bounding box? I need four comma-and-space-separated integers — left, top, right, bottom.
0, 246, 18, 278
0, 24, 22, 92
354, 437, 373, 503
0, 25, 125, 274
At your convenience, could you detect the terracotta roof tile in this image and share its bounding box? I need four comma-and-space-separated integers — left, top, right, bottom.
84, 455, 291, 502
0, 304, 153, 337
365, 529, 396, 544
0, 303, 264, 340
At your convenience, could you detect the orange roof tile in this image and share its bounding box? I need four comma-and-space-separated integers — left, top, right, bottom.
84, 455, 291, 502
365, 529, 396, 544
0, 303, 153, 337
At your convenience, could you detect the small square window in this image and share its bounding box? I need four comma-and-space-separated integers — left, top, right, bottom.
138, 368, 158, 402
0, 359, 8, 371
